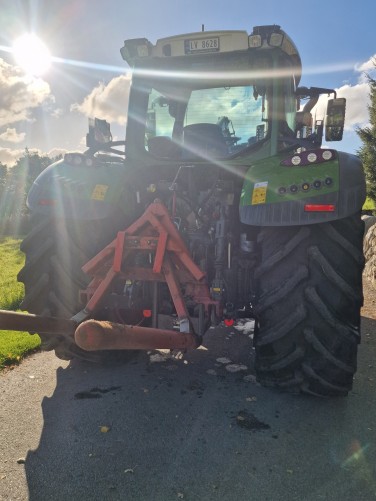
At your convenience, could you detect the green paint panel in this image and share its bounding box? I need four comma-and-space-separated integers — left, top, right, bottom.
44, 160, 128, 204
240, 154, 339, 207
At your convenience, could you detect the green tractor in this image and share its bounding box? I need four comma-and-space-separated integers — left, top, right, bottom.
16, 25, 365, 396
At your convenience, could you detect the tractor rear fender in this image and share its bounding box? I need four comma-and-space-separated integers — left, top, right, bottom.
26, 154, 135, 220
239, 150, 366, 226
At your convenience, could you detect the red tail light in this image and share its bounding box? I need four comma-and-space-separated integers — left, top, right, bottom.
304, 204, 336, 212
224, 318, 234, 327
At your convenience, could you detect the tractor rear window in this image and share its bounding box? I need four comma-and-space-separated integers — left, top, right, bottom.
145, 84, 268, 160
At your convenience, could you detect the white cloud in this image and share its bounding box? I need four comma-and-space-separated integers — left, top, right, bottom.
326, 54, 376, 131
50, 108, 64, 119
336, 54, 376, 131
71, 74, 131, 125
336, 83, 370, 129
0, 127, 26, 143
309, 57, 373, 133
355, 55, 376, 74
47, 147, 68, 159
309, 82, 371, 131
0, 146, 67, 167
0, 58, 53, 127
0, 147, 24, 166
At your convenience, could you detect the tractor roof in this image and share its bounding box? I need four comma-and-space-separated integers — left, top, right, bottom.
121, 25, 302, 84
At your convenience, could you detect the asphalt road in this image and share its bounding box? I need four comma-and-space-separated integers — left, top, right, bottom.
1, 317, 376, 501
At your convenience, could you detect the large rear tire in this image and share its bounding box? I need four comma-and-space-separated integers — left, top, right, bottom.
18, 213, 124, 360
254, 214, 364, 397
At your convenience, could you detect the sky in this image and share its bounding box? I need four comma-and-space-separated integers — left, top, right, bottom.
0, 0, 375, 167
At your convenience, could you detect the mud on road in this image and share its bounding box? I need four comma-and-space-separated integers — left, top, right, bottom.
0, 285, 376, 501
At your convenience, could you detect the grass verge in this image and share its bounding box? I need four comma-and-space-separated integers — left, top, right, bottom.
363, 197, 376, 212
0, 331, 40, 368
0, 237, 41, 369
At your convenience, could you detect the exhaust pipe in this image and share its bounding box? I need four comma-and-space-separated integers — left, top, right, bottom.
75, 319, 199, 351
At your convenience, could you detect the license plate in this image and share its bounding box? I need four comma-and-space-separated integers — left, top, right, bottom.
184, 37, 220, 54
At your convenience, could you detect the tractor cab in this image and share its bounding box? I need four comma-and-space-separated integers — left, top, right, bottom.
119, 25, 345, 164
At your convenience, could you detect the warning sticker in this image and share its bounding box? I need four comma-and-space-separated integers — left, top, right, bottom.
91, 184, 109, 201
251, 181, 268, 205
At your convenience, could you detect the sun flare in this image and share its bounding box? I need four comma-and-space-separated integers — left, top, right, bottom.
13, 33, 51, 76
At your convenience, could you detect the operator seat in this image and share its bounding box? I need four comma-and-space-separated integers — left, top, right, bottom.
182, 123, 229, 159
147, 136, 181, 159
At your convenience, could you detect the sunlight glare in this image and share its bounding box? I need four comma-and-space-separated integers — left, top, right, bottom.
13, 34, 51, 76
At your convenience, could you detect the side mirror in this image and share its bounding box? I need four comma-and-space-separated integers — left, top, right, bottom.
86, 118, 112, 148
325, 98, 346, 142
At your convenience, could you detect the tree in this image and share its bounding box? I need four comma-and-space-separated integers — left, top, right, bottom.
0, 151, 61, 234
0, 150, 57, 220
357, 63, 376, 204
0, 162, 7, 192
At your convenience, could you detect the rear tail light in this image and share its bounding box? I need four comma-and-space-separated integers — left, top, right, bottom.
304, 204, 336, 212
224, 318, 234, 327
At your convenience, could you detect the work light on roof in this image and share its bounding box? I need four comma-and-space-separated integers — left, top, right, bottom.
248, 34, 262, 48
249, 25, 284, 49
120, 38, 152, 64
269, 32, 284, 47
